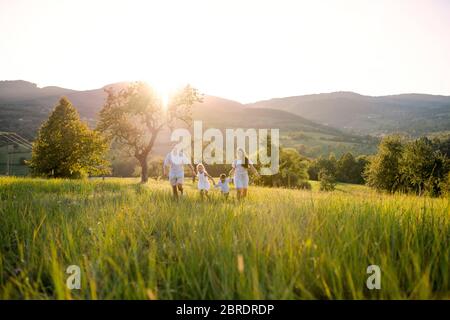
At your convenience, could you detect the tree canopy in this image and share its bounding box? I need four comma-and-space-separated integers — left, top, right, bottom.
28, 97, 109, 178
365, 135, 449, 196
256, 147, 309, 189
97, 82, 201, 183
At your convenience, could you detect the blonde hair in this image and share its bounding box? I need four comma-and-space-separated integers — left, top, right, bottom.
196, 163, 205, 172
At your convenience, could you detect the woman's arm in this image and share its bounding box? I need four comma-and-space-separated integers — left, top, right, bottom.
229, 159, 236, 177
229, 167, 235, 177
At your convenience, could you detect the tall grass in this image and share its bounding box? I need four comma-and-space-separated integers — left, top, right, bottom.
0, 177, 449, 299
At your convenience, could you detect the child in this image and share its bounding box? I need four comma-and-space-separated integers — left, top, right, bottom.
215, 173, 231, 198
194, 163, 215, 199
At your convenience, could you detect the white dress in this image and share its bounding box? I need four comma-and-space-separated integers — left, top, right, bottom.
197, 172, 210, 191
233, 159, 252, 189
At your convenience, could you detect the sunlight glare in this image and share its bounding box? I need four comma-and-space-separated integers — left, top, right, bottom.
151, 80, 172, 111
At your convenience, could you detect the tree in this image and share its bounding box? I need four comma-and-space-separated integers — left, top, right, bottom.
364, 135, 404, 192
400, 137, 448, 196
365, 135, 449, 196
97, 82, 201, 183
28, 97, 109, 178
279, 148, 309, 188
441, 172, 450, 196
308, 154, 337, 181
335, 152, 368, 184
133, 156, 164, 179
319, 169, 336, 191
431, 135, 450, 158
256, 147, 309, 188
336, 152, 356, 183
355, 155, 369, 184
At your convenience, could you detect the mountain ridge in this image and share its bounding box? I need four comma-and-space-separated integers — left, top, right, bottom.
2, 80, 449, 157
247, 91, 450, 135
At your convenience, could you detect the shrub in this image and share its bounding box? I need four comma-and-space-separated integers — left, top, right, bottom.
319, 169, 336, 191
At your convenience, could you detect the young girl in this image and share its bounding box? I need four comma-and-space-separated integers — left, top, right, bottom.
215, 173, 231, 198
194, 163, 215, 199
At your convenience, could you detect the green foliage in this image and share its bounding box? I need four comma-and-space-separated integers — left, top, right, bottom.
97, 82, 201, 183
399, 137, 449, 196
256, 147, 310, 188
308, 154, 338, 181
431, 134, 450, 158
28, 97, 109, 178
441, 172, 450, 195
336, 153, 369, 184
309, 152, 368, 185
365, 135, 450, 196
319, 169, 336, 191
364, 135, 404, 192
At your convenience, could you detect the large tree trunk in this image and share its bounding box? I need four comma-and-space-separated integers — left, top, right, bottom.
139, 156, 149, 183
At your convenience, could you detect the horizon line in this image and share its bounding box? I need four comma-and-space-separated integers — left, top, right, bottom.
1, 79, 450, 104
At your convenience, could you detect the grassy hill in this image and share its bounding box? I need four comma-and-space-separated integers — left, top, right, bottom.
0, 81, 378, 158
247, 92, 450, 136
1, 177, 449, 299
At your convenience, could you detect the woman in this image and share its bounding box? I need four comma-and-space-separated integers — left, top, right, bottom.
229, 148, 259, 200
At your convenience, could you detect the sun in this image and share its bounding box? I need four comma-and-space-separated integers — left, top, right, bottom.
142, 80, 169, 110
161, 91, 169, 110
146, 76, 184, 111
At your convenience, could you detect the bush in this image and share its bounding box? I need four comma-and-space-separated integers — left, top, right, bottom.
297, 180, 312, 190
319, 169, 336, 191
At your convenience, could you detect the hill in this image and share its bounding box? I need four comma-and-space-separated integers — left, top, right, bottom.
0, 81, 376, 158
247, 92, 450, 136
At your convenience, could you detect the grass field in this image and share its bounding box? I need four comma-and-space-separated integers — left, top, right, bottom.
0, 177, 449, 299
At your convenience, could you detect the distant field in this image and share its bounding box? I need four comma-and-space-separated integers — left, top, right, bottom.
0, 177, 449, 299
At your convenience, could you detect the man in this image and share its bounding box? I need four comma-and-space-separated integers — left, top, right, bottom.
163, 147, 195, 198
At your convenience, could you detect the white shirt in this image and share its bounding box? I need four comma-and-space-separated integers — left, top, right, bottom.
215, 178, 231, 193
164, 152, 190, 176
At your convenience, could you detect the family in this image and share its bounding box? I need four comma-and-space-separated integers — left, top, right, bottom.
162, 147, 260, 200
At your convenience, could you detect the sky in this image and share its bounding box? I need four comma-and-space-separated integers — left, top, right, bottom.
1, 0, 449, 103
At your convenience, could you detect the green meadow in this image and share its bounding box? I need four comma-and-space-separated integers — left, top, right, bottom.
0, 177, 449, 299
